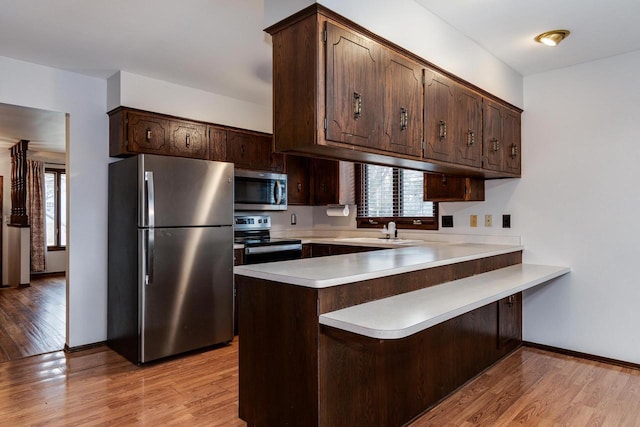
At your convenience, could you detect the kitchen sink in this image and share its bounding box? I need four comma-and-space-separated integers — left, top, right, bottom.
333, 237, 424, 245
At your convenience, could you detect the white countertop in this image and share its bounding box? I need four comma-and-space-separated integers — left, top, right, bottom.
234, 242, 523, 288
319, 263, 570, 339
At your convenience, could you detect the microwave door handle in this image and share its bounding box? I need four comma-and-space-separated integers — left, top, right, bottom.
274, 180, 283, 205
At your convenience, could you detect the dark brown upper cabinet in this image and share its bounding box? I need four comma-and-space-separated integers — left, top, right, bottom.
425, 71, 483, 170
285, 155, 343, 206
285, 155, 312, 205
325, 22, 383, 150
454, 86, 483, 168
109, 108, 209, 161
382, 51, 424, 157
226, 130, 284, 173
266, 4, 522, 179
424, 70, 455, 163
423, 173, 484, 202
483, 99, 521, 176
169, 120, 209, 159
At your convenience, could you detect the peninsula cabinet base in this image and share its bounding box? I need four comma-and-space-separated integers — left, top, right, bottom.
237, 251, 522, 426
319, 299, 521, 426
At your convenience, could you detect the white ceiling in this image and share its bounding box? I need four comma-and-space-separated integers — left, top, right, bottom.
0, 103, 66, 154
1, 0, 640, 152
415, 0, 640, 76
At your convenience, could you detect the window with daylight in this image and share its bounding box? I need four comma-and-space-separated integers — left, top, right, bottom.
45, 168, 66, 250
356, 164, 438, 230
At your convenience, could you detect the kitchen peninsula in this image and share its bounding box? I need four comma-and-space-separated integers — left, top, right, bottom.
235, 242, 569, 426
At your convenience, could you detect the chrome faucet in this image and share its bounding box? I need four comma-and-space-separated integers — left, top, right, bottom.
381, 221, 398, 239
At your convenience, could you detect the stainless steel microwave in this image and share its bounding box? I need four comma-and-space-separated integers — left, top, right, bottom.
234, 170, 288, 211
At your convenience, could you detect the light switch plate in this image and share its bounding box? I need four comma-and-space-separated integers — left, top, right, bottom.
470, 215, 478, 227
485, 214, 492, 227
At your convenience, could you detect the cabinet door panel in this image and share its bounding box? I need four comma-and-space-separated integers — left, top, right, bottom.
285, 155, 311, 205
503, 109, 522, 175
170, 121, 208, 159
498, 293, 522, 354
128, 113, 169, 155
383, 53, 423, 157
311, 158, 339, 205
425, 71, 455, 162
228, 131, 283, 172
209, 126, 227, 161
454, 87, 482, 168
482, 99, 504, 171
325, 22, 382, 149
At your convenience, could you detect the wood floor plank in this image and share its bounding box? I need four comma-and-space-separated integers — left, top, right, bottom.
2, 330, 640, 425
0, 275, 65, 362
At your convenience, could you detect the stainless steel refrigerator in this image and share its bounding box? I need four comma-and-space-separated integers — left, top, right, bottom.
107, 154, 234, 364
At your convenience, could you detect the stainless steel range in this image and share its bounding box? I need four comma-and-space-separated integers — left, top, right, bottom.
234, 215, 302, 264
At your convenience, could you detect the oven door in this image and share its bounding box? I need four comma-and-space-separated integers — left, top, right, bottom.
234, 170, 287, 211
244, 243, 302, 264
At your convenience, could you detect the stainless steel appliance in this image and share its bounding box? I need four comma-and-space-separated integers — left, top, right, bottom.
234, 170, 287, 211
234, 215, 302, 264
107, 154, 234, 364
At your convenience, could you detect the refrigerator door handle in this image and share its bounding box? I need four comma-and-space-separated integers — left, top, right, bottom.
146, 229, 155, 285
144, 170, 155, 285
145, 171, 155, 228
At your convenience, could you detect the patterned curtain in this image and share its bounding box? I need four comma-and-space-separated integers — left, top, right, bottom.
27, 160, 46, 272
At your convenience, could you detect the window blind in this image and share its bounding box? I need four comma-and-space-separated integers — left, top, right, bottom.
358, 164, 435, 218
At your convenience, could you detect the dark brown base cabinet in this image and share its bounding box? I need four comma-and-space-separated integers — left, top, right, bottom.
237, 252, 522, 426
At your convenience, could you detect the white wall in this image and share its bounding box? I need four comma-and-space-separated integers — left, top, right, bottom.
0, 55, 108, 348
108, 71, 272, 133
511, 50, 640, 363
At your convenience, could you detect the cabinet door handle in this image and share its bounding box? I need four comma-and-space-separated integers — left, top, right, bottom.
146, 129, 152, 142
510, 144, 518, 158
413, 219, 422, 225
439, 120, 447, 141
185, 134, 190, 148
467, 130, 475, 147
400, 107, 408, 131
353, 92, 362, 120
507, 295, 515, 306
368, 219, 378, 225
440, 174, 447, 185
492, 138, 500, 152
297, 182, 302, 191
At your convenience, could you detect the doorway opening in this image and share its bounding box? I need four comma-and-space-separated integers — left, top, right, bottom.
0, 103, 67, 362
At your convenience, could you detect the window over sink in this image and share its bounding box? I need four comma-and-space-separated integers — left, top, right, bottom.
356, 164, 438, 230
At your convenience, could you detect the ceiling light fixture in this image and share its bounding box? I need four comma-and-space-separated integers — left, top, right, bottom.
534, 29, 570, 47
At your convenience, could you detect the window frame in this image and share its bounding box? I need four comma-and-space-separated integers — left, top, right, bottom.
45, 167, 66, 251
355, 164, 439, 230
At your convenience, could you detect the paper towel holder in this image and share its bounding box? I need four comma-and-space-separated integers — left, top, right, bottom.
326, 204, 349, 217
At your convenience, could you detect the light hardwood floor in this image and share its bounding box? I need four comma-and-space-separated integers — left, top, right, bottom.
0, 274, 65, 362
2, 340, 640, 426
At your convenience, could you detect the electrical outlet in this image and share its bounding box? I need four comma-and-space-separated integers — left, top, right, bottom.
291, 213, 297, 225
502, 214, 511, 228
442, 215, 453, 228
470, 215, 478, 227
484, 214, 492, 227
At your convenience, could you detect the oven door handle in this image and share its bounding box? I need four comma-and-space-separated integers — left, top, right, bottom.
245, 244, 302, 255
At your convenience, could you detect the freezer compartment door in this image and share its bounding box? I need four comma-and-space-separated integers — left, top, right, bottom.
139, 154, 234, 228
140, 226, 233, 363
